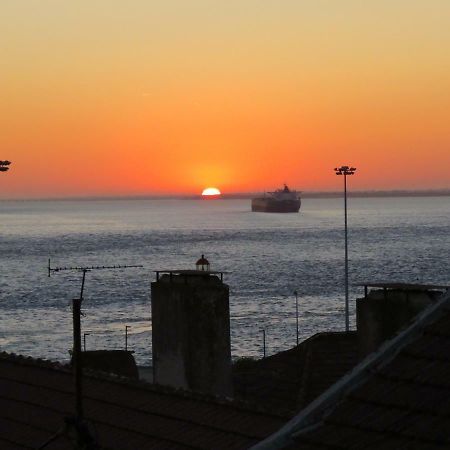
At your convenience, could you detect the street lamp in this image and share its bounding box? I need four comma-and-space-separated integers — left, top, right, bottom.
260, 328, 266, 358
0, 160, 11, 172
334, 165, 357, 332
125, 325, 131, 351
294, 290, 299, 346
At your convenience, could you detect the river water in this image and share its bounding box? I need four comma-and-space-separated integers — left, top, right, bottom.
1, 196, 449, 364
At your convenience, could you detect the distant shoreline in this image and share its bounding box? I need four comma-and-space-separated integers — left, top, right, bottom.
1, 189, 449, 202
209, 190, 450, 200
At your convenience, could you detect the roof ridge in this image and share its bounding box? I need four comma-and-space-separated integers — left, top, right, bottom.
0, 351, 71, 372
251, 290, 450, 450
257, 331, 356, 362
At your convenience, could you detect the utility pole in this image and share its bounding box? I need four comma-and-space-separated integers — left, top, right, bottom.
45, 260, 143, 447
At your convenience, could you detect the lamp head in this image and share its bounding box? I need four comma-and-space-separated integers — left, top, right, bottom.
334, 165, 357, 176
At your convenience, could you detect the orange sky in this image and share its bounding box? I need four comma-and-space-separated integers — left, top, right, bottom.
1, 1, 450, 198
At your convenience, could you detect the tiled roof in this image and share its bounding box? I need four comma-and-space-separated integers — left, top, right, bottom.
297, 332, 359, 409
252, 292, 450, 449
233, 332, 359, 415
0, 353, 286, 450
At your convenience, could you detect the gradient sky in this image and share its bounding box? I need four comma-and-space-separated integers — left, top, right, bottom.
1, 1, 450, 197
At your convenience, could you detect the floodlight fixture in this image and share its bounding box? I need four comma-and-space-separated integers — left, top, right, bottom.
0, 160, 11, 172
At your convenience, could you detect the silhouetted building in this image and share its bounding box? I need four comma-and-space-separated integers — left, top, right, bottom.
254, 288, 450, 449
356, 282, 447, 357
233, 331, 359, 414
80, 350, 139, 379
151, 261, 232, 397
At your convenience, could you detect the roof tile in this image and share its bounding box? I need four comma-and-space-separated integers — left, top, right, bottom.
0, 352, 285, 449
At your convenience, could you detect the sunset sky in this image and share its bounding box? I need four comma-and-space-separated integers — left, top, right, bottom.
1, 1, 450, 198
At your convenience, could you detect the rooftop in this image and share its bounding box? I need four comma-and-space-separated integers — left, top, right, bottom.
233, 331, 360, 415
253, 290, 450, 449
154, 270, 227, 282
0, 352, 285, 450
355, 282, 450, 291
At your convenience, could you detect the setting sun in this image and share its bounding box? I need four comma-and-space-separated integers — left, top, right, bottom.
202, 187, 221, 196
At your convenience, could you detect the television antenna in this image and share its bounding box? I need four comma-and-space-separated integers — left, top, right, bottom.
48, 258, 144, 277
39, 259, 144, 449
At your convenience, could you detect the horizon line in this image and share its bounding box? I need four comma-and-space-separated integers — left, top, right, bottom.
1, 188, 450, 202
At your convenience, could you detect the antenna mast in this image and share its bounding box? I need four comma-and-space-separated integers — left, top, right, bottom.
40, 259, 144, 449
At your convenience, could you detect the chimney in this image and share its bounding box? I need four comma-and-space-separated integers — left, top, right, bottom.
356, 283, 446, 357
151, 257, 232, 397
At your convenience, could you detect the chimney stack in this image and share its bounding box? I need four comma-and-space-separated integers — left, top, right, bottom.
151, 257, 232, 397
356, 282, 447, 357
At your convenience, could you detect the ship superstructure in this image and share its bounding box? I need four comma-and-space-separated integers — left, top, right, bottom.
251, 185, 301, 213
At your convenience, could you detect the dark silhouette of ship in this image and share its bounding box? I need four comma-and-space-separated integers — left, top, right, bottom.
251, 184, 301, 213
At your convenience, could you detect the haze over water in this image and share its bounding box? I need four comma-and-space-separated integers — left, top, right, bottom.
1, 196, 449, 365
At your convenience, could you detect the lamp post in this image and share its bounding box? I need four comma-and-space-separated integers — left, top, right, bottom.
334, 165, 356, 332
125, 325, 131, 351
0, 160, 11, 172
260, 328, 266, 358
294, 290, 299, 346
83, 332, 91, 352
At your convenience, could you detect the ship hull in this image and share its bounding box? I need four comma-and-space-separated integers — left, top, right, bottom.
251, 198, 301, 213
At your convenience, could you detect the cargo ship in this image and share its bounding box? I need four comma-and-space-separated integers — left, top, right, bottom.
251, 185, 301, 213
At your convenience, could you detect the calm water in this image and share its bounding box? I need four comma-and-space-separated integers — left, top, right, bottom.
1, 197, 449, 364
